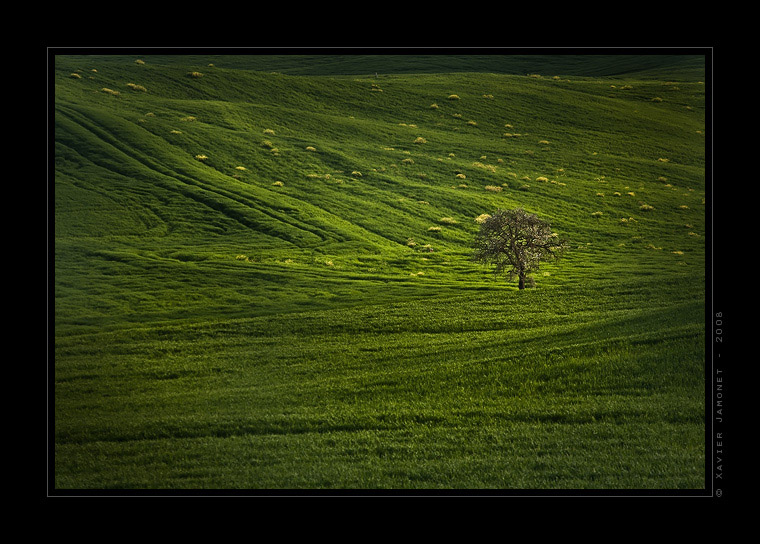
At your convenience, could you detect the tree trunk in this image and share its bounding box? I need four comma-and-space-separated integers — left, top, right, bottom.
518, 274, 525, 290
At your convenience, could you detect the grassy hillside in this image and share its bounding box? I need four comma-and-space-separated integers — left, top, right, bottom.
52, 53, 707, 490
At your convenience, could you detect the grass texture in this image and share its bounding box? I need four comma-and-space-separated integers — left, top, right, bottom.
52, 54, 707, 490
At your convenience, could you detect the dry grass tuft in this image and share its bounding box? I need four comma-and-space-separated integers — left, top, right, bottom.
484, 185, 502, 192
448, 94, 461, 100
188, 72, 204, 78
474, 213, 491, 224
305, 146, 317, 152
640, 204, 655, 211
127, 83, 147, 92
101, 88, 120, 96
272, 181, 284, 186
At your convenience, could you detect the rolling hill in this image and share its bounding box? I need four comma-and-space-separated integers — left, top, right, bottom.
51, 52, 708, 490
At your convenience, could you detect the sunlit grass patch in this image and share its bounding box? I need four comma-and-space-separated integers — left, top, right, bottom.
484, 185, 502, 192
127, 83, 147, 92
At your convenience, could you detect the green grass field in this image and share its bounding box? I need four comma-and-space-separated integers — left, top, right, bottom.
51, 53, 708, 491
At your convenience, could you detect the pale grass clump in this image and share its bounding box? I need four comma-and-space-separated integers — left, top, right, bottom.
475, 213, 491, 224
455, 173, 466, 179
127, 83, 147, 92
305, 146, 317, 152
272, 181, 284, 186
236, 254, 248, 261
597, 193, 605, 197
640, 204, 655, 211
658, 176, 668, 182
188, 71, 204, 78
467, 120, 478, 126
538, 140, 550, 145
678, 205, 689, 210
658, 158, 670, 163
414, 137, 427, 144
70, 73, 82, 79
613, 192, 622, 197
472, 162, 496, 173
406, 238, 417, 247
651, 97, 663, 102
263, 129, 276, 135
195, 154, 209, 161
428, 226, 442, 232
591, 211, 603, 218
484, 185, 502, 192
448, 94, 461, 100
170, 130, 182, 134
672, 250, 684, 255
401, 158, 414, 165
325, 260, 334, 266
430, 103, 439, 109
101, 88, 120, 96
483, 94, 494, 99
351, 171, 363, 177
180, 116, 196, 122
439, 217, 457, 225
135, 59, 145, 65
536, 176, 549, 182
627, 192, 636, 197
235, 166, 247, 171
417, 200, 429, 205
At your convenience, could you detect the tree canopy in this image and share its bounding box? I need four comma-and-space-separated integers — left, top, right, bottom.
473, 208, 569, 289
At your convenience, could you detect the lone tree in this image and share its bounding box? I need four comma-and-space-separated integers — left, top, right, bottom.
473, 208, 569, 289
